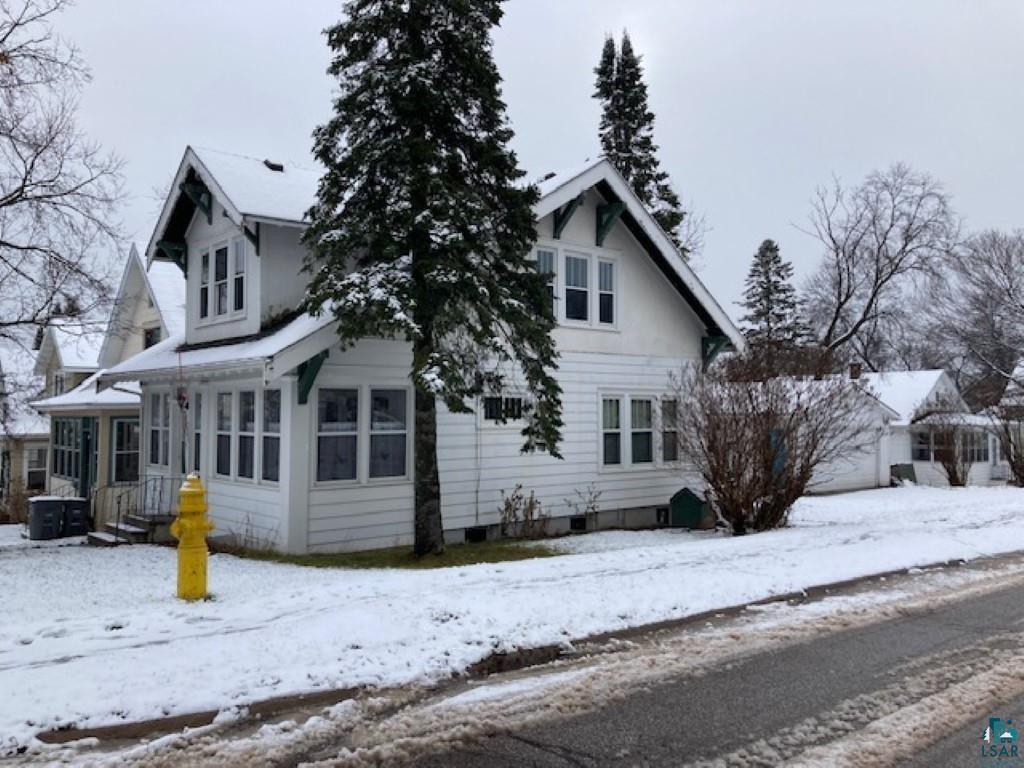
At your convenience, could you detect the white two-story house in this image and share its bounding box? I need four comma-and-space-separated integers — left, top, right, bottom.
101, 146, 744, 553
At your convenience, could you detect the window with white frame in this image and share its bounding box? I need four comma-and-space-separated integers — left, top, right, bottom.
964, 431, 989, 463
911, 431, 931, 461
482, 395, 524, 423
233, 239, 246, 312
317, 388, 358, 481
26, 447, 46, 490
598, 260, 615, 325
370, 389, 408, 478
216, 392, 232, 476
564, 253, 589, 321
52, 418, 80, 479
192, 392, 202, 473
662, 398, 679, 462
630, 398, 654, 464
111, 417, 140, 483
536, 247, 556, 314
237, 390, 256, 479
214, 245, 229, 315
262, 389, 281, 482
199, 250, 210, 319
148, 393, 169, 466
602, 397, 621, 466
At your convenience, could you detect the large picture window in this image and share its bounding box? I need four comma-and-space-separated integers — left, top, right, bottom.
216, 392, 232, 476
317, 388, 358, 482
111, 418, 140, 483
148, 393, 169, 467
262, 390, 281, 482
370, 389, 407, 478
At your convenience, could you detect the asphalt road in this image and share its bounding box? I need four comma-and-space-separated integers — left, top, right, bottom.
410, 579, 1024, 767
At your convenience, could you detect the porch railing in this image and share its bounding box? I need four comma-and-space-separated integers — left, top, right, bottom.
91, 475, 188, 543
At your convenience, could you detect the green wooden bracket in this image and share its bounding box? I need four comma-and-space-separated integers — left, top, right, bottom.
596, 201, 626, 246
179, 181, 213, 225
243, 221, 260, 256
552, 193, 585, 239
155, 240, 188, 277
701, 335, 730, 372
297, 350, 328, 405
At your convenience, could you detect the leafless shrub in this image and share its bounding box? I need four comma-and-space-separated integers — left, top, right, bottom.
0, 481, 29, 523
670, 356, 875, 534
912, 396, 974, 487
992, 415, 1024, 487
498, 484, 548, 540
564, 483, 602, 529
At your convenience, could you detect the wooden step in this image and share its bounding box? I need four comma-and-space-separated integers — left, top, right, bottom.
126, 513, 175, 528
105, 521, 149, 543
87, 531, 131, 547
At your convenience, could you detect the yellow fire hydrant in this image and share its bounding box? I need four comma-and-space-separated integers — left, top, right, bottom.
170, 474, 214, 600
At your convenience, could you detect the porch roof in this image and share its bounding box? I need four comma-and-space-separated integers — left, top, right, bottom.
98, 309, 338, 384
31, 371, 141, 414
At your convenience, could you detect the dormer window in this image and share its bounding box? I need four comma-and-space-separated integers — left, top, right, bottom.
198, 237, 246, 324
53, 373, 65, 395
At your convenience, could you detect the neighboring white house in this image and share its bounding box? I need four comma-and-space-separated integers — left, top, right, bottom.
101, 146, 745, 553
862, 369, 1006, 486
31, 247, 186, 525
0, 346, 49, 517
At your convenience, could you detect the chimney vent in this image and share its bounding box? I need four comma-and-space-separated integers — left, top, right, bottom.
263, 159, 284, 172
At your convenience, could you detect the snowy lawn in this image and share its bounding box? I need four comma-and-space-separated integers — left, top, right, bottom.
3, 484, 1024, 753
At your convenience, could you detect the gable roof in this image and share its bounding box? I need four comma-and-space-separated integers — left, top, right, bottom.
860, 370, 962, 424
147, 146, 321, 265
534, 158, 744, 350
98, 244, 187, 368
32, 321, 105, 377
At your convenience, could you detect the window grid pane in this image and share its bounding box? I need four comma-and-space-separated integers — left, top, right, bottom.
370, 389, 407, 478
318, 389, 359, 481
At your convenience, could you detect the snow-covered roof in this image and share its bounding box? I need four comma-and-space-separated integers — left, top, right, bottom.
0, 344, 49, 438
32, 321, 105, 376
860, 370, 956, 424
147, 256, 187, 338
100, 309, 337, 383
532, 157, 744, 350
913, 411, 996, 429
31, 370, 140, 413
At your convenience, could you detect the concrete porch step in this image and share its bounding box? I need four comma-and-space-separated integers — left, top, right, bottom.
87, 531, 132, 547
125, 514, 175, 528
105, 521, 149, 543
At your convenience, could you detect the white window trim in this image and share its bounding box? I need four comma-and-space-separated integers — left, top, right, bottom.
196, 236, 248, 327
261, 389, 282, 484
215, 391, 234, 478
535, 240, 621, 331
147, 391, 170, 468
312, 383, 415, 488
110, 416, 140, 484
236, 390, 257, 480
598, 391, 675, 473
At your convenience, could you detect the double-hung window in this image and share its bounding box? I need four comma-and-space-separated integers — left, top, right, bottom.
602, 398, 622, 466
262, 390, 281, 482
51, 419, 81, 479
536, 247, 556, 315
233, 239, 246, 312
964, 431, 989, 463
662, 399, 679, 462
214, 246, 229, 316
26, 447, 46, 490
237, 391, 256, 479
630, 398, 654, 464
317, 389, 359, 481
565, 253, 589, 321
370, 389, 408, 478
216, 393, 232, 476
192, 392, 202, 473
148, 393, 169, 467
199, 250, 210, 319
112, 418, 140, 483
598, 260, 615, 325
911, 431, 931, 461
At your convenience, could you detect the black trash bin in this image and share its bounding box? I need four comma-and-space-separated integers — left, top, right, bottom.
62, 498, 90, 536
28, 496, 63, 540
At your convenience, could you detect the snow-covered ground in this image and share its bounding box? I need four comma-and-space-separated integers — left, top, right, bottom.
2, 485, 1024, 755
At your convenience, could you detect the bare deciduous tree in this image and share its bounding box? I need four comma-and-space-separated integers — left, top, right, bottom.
670, 357, 875, 535
0, 0, 123, 347
801, 164, 958, 371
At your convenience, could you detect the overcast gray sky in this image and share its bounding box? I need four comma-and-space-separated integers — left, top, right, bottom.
56, 0, 1024, 321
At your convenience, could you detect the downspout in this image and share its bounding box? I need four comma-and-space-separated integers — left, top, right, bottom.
474, 396, 482, 525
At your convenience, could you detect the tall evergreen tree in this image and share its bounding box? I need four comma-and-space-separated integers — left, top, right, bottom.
739, 239, 806, 346
304, 0, 563, 556
593, 32, 686, 251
